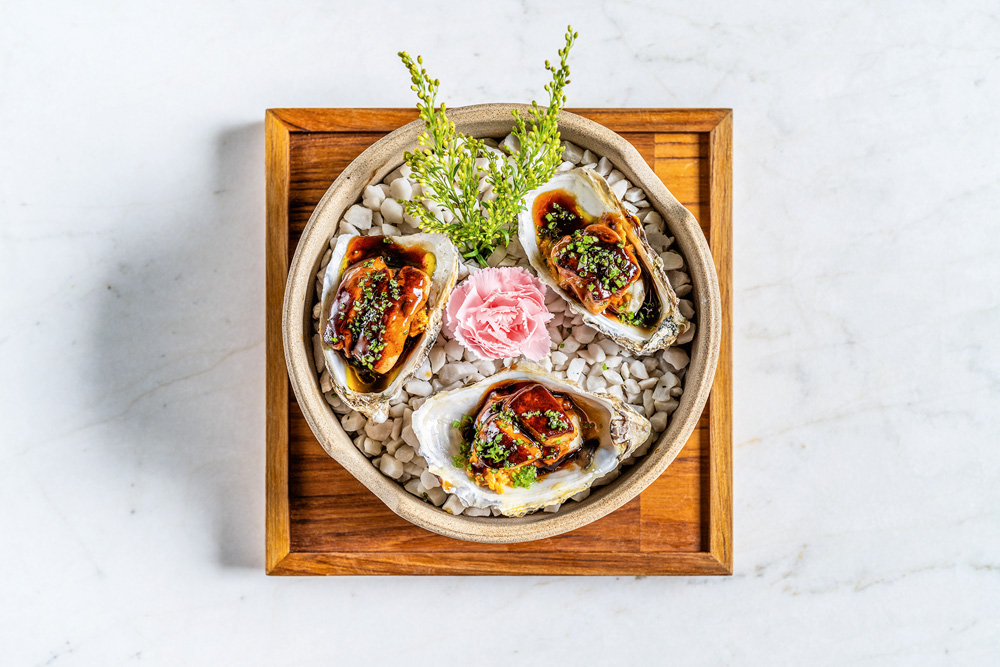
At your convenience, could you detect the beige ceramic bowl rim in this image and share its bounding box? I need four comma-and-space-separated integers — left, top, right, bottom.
283, 103, 721, 543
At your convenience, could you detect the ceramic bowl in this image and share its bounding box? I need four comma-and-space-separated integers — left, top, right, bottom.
283, 104, 721, 543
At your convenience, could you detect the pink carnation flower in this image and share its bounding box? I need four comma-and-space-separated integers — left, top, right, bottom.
445, 267, 553, 361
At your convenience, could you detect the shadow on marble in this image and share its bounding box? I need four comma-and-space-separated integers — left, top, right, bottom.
89, 121, 266, 572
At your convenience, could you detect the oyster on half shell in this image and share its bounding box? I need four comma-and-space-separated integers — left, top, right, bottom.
518, 167, 689, 355
413, 364, 650, 517
320, 233, 458, 423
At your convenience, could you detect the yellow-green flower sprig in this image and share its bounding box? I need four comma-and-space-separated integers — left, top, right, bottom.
397, 26, 578, 266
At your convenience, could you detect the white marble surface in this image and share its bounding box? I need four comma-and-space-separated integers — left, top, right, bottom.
2, 0, 998, 664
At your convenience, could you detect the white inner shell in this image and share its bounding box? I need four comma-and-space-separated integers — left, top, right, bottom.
414, 369, 634, 516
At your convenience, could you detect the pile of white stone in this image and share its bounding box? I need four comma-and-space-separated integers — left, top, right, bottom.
311, 137, 695, 517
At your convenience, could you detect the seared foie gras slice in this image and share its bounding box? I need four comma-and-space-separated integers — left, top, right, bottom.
468, 390, 542, 493
325, 257, 431, 375
547, 224, 642, 316
508, 383, 583, 465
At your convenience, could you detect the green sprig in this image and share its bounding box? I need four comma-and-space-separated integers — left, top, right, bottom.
397, 26, 578, 266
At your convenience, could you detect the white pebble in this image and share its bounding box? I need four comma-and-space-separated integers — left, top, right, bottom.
344, 204, 372, 230
586, 374, 608, 392
561, 141, 584, 164
380, 197, 403, 224
646, 231, 670, 252
662, 347, 690, 371
573, 327, 597, 345
319, 370, 333, 393
638, 377, 658, 390
364, 438, 382, 456
650, 412, 669, 432
439, 361, 476, 385
379, 454, 404, 479
604, 356, 623, 369
606, 385, 625, 400
602, 369, 624, 385
677, 323, 696, 345
661, 251, 684, 270
655, 399, 679, 414
401, 425, 419, 448
362, 185, 385, 210
586, 343, 606, 364
395, 445, 415, 463
389, 178, 413, 201
501, 133, 520, 154
551, 351, 568, 366
445, 339, 464, 361
543, 504, 561, 514
474, 359, 498, 377
404, 379, 432, 396
582, 149, 598, 164
644, 210, 664, 230
429, 346, 447, 373
596, 156, 613, 177
560, 338, 581, 354
420, 470, 441, 489
659, 372, 679, 391
624, 186, 644, 202
425, 486, 447, 506
486, 245, 507, 267
566, 358, 587, 384
597, 339, 621, 356
624, 378, 641, 395
342, 411, 365, 432
442, 495, 466, 515
312, 335, 325, 370
339, 219, 360, 237
611, 179, 628, 200
364, 419, 393, 441
382, 223, 401, 236
404, 479, 422, 496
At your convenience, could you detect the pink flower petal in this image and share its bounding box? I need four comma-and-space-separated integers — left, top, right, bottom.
443, 266, 553, 361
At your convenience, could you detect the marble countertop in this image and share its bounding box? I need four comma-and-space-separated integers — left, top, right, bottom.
2, 1, 998, 664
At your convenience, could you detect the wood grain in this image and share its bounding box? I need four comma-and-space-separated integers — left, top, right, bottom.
265, 108, 733, 575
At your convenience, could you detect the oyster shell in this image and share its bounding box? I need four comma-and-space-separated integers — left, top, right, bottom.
320, 233, 458, 423
517, 167, 689, 355
412, 364, 650, 517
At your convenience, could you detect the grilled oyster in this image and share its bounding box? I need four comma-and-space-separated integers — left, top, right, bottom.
412, 365, 650, 517
518, 167, 689, 355
320, 233, 457, 422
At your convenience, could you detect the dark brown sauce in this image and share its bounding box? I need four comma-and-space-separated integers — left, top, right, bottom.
460, 380, 601, 480
334, 236, 435, 393
341, 235, 436, 275
533, 189, 661, 332
533, 189, 591, 238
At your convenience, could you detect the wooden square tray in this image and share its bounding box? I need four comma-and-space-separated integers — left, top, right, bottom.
265, 108, 732, 575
